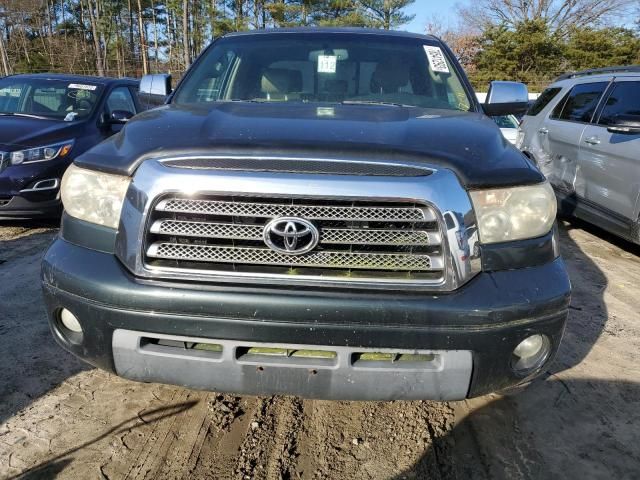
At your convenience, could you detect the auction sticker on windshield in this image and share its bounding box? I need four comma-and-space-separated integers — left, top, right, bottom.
68, 83, 97, 91
318, 55, 337, 74
423, 46, 449, 74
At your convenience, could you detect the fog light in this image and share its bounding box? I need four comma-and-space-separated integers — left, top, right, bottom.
60, 309, 83, 333
511, 334, 550, 373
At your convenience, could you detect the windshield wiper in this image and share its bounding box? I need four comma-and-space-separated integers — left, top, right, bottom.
0, 112, 53, 120
341, 100, 412, 108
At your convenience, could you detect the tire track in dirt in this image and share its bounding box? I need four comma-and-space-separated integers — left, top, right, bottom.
189, 395, 258, 479
190, 396, 457, 479
234, 396, 304, 480
290, 399, 457, 479
108, 389, 211, 479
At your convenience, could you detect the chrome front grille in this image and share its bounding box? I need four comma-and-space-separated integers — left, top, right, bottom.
144, 195, 445, 283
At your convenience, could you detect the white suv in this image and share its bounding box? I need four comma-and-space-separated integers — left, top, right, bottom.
518, 66, 640, 244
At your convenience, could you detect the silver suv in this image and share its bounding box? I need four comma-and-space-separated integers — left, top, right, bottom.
517, 66, 640, 244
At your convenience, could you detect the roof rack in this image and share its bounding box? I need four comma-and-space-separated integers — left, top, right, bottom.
555, 65, 640, 81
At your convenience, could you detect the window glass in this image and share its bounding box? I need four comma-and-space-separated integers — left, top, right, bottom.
106, 86, 136, 114
598, 82, 640, 125
550, 82, 608, 122
0, 78, 103, 120
493, 115, 519, 128
174, 34, 472, 111
192, 50, 237, 103
550, 91, 569, 119
444, 213, 456, 229
526, 87, 561, 116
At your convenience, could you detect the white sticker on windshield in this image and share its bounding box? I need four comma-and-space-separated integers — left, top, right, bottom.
68, 83, 97, 91
424, 46, 449, 73
317, 55, 337, 74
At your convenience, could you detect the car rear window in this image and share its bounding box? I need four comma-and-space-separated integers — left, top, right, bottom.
526, 87, 561, 116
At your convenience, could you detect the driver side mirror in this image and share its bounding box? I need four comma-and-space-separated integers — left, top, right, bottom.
607, 114, 640, 135
100, 110, 133, 129
139, 74, 172, 108
483, 81, 529, 116
108, 110, 134, 124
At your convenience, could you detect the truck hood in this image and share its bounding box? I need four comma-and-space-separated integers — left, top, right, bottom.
0, 116, 81, 150
75, 102, 543, 188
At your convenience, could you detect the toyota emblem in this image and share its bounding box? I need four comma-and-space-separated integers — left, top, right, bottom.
263, 217, 319, 255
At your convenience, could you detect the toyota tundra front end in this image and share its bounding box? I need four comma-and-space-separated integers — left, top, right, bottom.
41, 28, 570, 400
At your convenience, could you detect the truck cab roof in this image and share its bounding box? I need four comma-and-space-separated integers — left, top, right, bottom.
224, 26, 440, 43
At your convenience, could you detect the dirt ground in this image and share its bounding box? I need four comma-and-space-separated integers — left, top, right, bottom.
0, 218, 639, 480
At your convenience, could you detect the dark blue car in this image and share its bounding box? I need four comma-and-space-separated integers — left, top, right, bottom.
0, 74, 141, 218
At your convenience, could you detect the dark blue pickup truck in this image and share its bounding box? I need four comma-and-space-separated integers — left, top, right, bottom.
41, 28, 571, 401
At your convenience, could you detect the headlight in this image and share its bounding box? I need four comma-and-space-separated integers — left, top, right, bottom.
61, 164, 130, 229
10, 139, 74, 165
470, 182, 556, 244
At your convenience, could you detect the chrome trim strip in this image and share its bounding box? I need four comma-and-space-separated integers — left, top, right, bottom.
19, 178, 60, 193
115, 159, 481, 291
159, 154, 436, 175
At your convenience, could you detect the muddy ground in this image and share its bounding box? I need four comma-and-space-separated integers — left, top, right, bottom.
0, 219, 639, 479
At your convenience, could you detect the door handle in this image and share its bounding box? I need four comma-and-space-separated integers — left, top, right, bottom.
584, 136, 600, 145
538, 127, 548, 135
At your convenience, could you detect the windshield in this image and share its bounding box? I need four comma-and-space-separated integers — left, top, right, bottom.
173, 33, 472, 111
0, 78, 104, 121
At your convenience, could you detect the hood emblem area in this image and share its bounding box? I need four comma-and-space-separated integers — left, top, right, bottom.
263, 217, 319, 255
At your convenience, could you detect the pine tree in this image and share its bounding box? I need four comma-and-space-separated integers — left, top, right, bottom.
360, 0, 415, 30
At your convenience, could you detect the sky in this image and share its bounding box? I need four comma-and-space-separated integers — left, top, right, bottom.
403, 0, 462, 34
402, 0, 640, 32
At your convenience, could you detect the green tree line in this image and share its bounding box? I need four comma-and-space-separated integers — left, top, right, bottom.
463, 21, 640, 91
0, 1, 415, 78
0, 0, 638, 92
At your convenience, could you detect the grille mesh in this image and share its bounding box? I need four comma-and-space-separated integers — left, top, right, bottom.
151, 220, 263, 240
149, 243, 436, 271
151, 220, 438, 246
321, 228, 435, 246
157, 198, 432, 222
